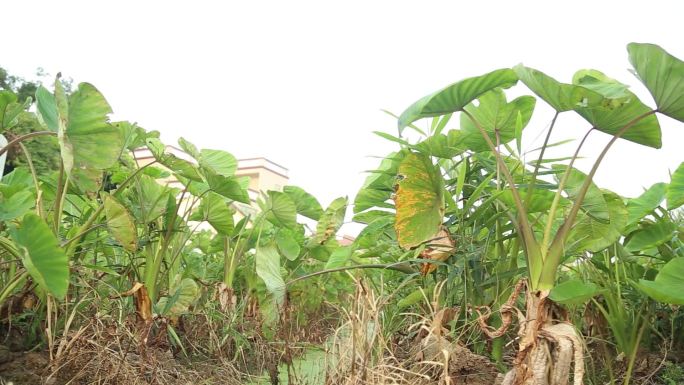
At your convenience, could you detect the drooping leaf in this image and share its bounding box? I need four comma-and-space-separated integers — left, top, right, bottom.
459, 89, 536, 152
394, 152, 444, 249
264, 191, 298, 229
398, 69, 518, 131
283, 185, 324, 220
11, 213, 69, 299
553, 165, 609, 222
310, 197, 348, 245
549, 279, 603, 305
667, 162, 684, 210
625, 220, 676, 252
628, 43, 684, 122
189, 192, 234, 235
256, 242, 286, 305
636, 258, 684, 305
626, 182, 667, 224
104, 195, 138, 252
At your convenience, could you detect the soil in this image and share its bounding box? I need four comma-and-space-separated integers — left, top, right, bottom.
0, 348, 50, 384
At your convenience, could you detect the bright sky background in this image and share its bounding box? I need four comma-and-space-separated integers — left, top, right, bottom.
4, 1, 684, 221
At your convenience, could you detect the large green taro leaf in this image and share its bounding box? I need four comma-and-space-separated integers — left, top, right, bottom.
11, 213, 69, 299
60, 83, 123, 171
0, 190, 34, 221
459, 89, 535, 152
275, 228, 301, 261
394, 152, 444, 249
189, 191, 234, 235
628, 43, 684, 123
264, 191, 298, 229
256, 242, 286, 306
104, 195, 138, 252
398, 69, 518, 131
199, 149, 237, 177
514, 65, 594, 112
636, 258, 684, 305
515, 65, 661, 148
625, 219, 676, 252
667, 162, 684, 210
549, 279, 603, 306
626, 182, 666, 225
204, 173, 250, 203
572, 70, 661, 149
283, 185, 323, 220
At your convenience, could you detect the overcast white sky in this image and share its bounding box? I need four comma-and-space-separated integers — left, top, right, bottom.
3, 1, 684, 214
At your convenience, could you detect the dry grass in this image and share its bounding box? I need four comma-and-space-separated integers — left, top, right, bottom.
43, 317, 243, 385
325, 279, 502, 385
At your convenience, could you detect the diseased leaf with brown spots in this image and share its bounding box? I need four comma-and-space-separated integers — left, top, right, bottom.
394, 152, 445, 249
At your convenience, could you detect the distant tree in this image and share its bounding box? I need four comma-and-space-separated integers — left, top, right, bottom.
1, 66, 61, 175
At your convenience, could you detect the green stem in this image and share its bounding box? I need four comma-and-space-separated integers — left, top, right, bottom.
224, 218, 248, 287
525, 112, 559, 208
285, 262, 416, 286
540, 127, 593, 258
18, 142, 44, 218
53, 162, 67, 233
624, 312, 648, 385
540, 110, 657, 290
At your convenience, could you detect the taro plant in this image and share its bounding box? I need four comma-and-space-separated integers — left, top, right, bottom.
380, 42, 684, 384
